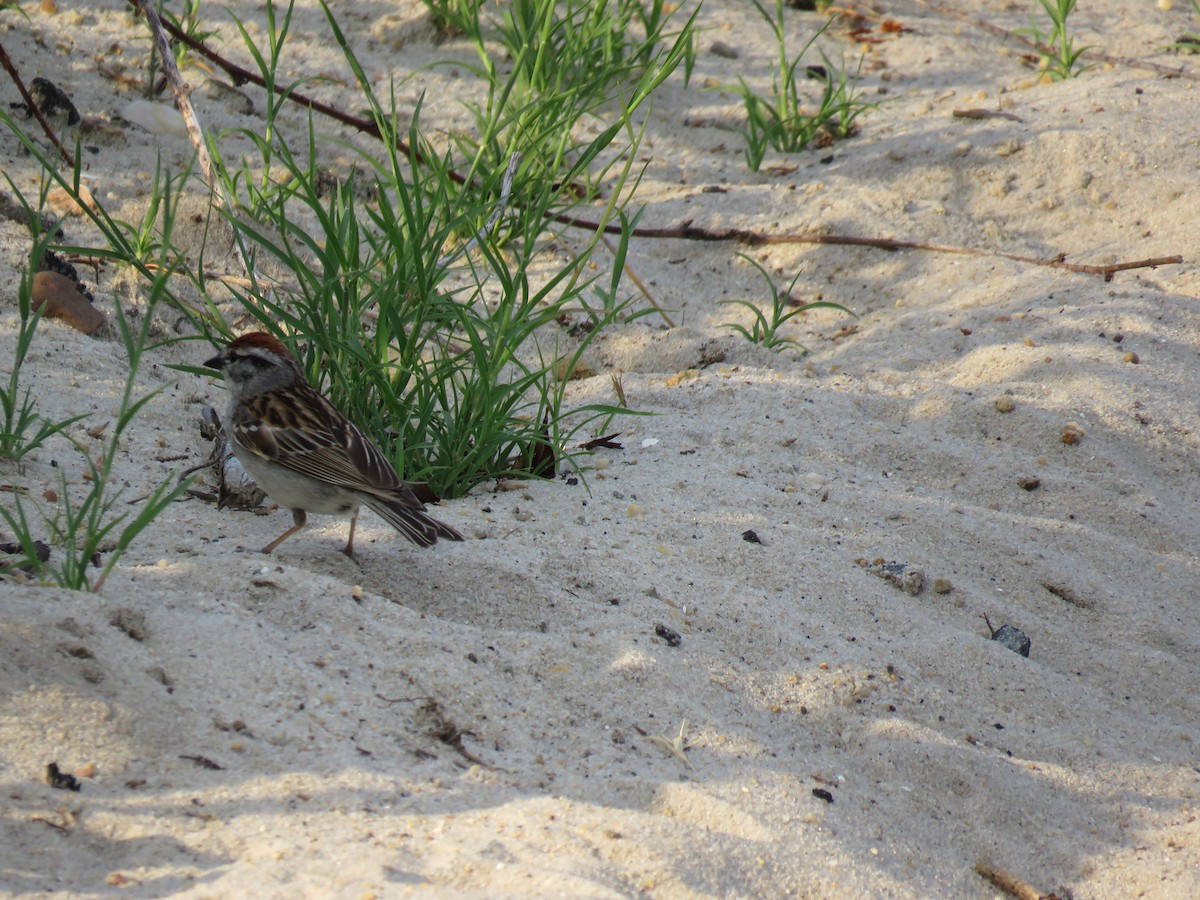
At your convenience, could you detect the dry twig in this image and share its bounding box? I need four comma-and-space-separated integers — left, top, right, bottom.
975, 860, 1059, 900
131, 0, 258, 285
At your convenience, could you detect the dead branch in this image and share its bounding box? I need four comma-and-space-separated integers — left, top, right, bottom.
125, 0, 443, 174
975, 860, 1058, 900
132, 1, 258, 284
133, 2, 218, 196
572, 220, 1182, 281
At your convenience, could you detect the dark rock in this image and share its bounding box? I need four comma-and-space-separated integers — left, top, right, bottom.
29, 77, 80, 125
990, 623, 1031, 658
45, 762, 81, 791
654, 623, 682, 647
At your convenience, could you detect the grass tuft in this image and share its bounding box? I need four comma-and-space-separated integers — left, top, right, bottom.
721, 254, 853, 354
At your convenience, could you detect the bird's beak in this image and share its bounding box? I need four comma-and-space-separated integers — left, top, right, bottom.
204, 352, 225, 371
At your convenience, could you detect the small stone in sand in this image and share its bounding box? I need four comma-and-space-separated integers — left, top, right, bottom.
654, 623, 682, 647
1060, 423, 1085, 445
1017, 475, 1041, 491
109, 607, 147, 642
869, 560, 925, 595
45, 762, 81, 791
29, 77, 80, 125
990, 623, 1031, 658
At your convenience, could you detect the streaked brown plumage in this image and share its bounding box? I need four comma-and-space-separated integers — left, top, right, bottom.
204, 332, 463, 557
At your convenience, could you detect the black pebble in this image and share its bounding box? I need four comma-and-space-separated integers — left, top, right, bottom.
29, 78, 80, 125
654, 623, 681, 647
991, 624, 1031, 658
45, 762, 81, 791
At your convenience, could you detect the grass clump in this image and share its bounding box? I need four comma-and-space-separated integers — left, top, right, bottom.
721, 254, 853, 354
0, 0, 700, 579
183, 0, 692, 497
0, 278, 192, 592
733, 3, 874, 171
1020, 0, 1092, 80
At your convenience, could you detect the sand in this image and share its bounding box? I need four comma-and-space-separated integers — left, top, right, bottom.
2, 0, 1199, 896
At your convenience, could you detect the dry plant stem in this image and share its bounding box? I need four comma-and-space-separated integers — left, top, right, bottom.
569, 216, 1184, 281
916, 0, 1200, 82
133, 0, 259, 286
974, 860, 1049, 900
952, 108, 1023, 122
136, 3, 1184, 284
0, 41, 75, 167
134, 1, 219, 200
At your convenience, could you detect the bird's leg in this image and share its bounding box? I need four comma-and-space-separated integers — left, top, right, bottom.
262, 509, 307, 554
340, 509, 359, 560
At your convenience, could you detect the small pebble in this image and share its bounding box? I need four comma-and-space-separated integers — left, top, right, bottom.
1123, 351, 1139, 364
654, 623, 682, 647
45, 762, 81, 791
869, 560, 925, 595
29, 77, 79, 124
1060, 423, 1085, 445
121, 99, 187, 136
108, 607, 147, 641
1017, 475, 1041, 491
990, 623, 1031, 657
932, 578, 952, 594
994, 396, 1015, 413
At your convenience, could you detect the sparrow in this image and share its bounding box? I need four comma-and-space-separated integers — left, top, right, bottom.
204, 332, 463, 557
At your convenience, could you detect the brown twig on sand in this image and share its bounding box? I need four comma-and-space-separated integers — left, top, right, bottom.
0, 42, 75, 167
975, 860, 1059, 900
132, 2, 217, 194
132, 3, 227, 209
952, 108, 1024, 122
571, 220, 1182, 281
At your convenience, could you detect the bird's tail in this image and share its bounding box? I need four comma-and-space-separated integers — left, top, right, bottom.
361, 494, 464, 547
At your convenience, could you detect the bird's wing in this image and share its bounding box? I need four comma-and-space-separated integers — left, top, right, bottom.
234, 386, 416, 501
